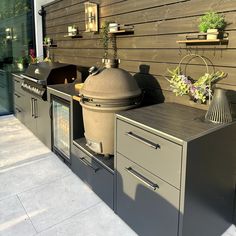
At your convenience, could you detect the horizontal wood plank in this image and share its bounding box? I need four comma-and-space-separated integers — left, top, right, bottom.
44, 0, 236, 108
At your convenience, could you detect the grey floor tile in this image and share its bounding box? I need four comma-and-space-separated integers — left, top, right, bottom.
18, 174, 101, 232
0, 154, 71, 200
0, 116, 50, 169
0, 195, 36, 236
37, 202, 137, 236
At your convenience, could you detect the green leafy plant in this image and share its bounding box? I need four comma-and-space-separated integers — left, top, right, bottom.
167, 67, 226, 103
100, 21, 110, 59
199, 11, 226, 32
100, 21, 117, 60
16, 56, 29, 65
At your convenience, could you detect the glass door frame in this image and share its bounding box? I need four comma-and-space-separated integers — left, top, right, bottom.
51, 95, 71, 163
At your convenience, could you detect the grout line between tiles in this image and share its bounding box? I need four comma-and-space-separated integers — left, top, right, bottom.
0, 173, 73, 203
0, 153, 52, 173
16, 194, 38, 234
35, 201, 103, 234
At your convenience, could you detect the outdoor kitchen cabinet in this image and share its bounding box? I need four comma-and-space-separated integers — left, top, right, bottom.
115, 103, 236, 236
22, 92, 51, 148
13, 74, 51, 148
13, 74, 27, 123
71, 139, 114, 209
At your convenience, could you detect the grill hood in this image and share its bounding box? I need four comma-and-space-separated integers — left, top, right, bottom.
21, 62, 77, 101
23, 62, 77, 85
80, 68, 141, 100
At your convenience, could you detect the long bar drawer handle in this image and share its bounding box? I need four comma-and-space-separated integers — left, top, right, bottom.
80, 157, 100, 173
15, 108, 21, 113
126, 132, 160, 149
31, 98, 34, 117
14, 79, 20, 83
126, 167, 159, 191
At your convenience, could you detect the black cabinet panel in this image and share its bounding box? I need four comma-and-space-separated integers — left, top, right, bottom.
36, 98, 51, 148
71, 144, 114, 209
116, 153, 179, 236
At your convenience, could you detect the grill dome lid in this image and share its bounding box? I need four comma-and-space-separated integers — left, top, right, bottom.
80, 68, 141, 100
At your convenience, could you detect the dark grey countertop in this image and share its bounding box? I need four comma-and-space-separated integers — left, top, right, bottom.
47, 82, 80, 97
117, 102, 231, 143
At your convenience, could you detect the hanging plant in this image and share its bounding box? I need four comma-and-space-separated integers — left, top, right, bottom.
166, 54, 226, 103
100, 21, 118, 60
100, 21, 110, 59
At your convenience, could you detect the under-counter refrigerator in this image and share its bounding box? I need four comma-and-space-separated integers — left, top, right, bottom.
51, 96, 71, 163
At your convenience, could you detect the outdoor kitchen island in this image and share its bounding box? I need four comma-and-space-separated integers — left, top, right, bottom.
115, 103, 236, 236
13, 79, 236, 236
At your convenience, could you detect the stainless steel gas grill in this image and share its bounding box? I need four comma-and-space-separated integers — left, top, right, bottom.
13, 62, 77, 149
21, 62, 77, 100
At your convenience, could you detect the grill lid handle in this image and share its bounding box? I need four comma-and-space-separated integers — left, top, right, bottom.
21, 74, 46, 85
88, 66, 100, 76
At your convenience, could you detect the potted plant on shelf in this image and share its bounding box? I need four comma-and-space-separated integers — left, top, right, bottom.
100, 21, 119, 68
16, 56, 29, 71
199, 11, 226, 40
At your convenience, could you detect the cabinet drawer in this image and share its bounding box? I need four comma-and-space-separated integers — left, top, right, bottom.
116, 153, 179, 236
71, 145, 114, 209
14, 91, 25, 107
116, 119, 182, 188
13, 76, 23, 92
14, 105, 26, 124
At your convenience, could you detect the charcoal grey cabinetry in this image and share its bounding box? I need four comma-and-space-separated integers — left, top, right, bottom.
13, 74, 26, 122
71, 139, 114, 209
115, 103, 236, 236
13, 74, 51, 148
20, 92, 51, 148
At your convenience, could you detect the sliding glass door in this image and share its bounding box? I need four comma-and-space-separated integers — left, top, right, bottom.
0, 0, 34, 115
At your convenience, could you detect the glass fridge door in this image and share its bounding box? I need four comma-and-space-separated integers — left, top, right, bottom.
52, 99, 70, 159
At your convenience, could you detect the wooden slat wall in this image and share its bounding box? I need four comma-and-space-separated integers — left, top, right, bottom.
43, 0, 236, 110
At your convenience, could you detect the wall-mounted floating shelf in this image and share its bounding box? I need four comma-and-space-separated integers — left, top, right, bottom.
43, 44, 57, 47
108, 24, 134, 35
64, 35, 83, 38
176, 39, 229, 44
177, 32, 229, 45
108, 29, 134, 35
